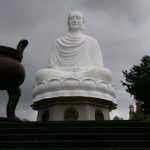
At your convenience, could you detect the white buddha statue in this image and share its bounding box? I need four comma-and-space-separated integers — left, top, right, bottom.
32, 11, 116, 121
36, 10, 112, 84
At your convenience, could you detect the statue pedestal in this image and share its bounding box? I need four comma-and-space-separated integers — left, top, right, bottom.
32, 78, 117, 121
32, 97, 117, 121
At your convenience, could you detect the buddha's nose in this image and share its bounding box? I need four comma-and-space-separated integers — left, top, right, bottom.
73, 18, 77, 23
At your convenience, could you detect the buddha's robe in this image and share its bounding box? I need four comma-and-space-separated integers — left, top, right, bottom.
36, 33, 112, 84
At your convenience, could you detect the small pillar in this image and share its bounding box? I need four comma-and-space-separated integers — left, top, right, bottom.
129, 105, 136, 120
135, 102, 144, 120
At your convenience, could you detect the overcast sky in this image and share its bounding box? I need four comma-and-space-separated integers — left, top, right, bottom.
0, 0, 150, 120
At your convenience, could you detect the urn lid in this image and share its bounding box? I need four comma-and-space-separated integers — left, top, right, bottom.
0, 46, 22, 62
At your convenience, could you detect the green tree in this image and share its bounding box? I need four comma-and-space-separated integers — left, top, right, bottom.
121, 55, 150, 116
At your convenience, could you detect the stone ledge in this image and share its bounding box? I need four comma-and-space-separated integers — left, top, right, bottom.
31, 96, 117, 111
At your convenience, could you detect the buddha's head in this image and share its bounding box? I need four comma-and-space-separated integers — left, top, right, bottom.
67, 10, 85, 32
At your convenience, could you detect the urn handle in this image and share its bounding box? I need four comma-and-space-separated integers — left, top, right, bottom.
16, 39, 28, 55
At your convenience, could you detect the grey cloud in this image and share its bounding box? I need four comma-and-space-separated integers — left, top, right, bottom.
0, 0, 65, 34
82, 0, 150, 25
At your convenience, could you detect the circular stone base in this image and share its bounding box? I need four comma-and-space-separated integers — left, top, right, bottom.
32, 78, 116, 103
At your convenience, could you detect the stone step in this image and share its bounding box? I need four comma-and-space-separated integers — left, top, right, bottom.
1, 133, 150, 141
0, 140, 150, 148
0, 126, 150, 134
1, 121, 150, 149
1, 120, 150, 128
2, 148, 150, 150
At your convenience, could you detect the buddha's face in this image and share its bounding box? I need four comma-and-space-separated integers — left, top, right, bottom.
67, 10, 84, 32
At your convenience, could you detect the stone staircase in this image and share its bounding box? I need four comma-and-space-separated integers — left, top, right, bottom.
0, 120, 150, 150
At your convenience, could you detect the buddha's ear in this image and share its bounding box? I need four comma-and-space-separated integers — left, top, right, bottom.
67, 21, 70, 32
67, 14, 71, 29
